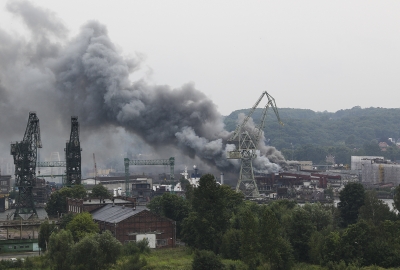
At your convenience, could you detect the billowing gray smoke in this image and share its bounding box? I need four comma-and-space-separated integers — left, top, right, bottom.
0, 1, 286, 178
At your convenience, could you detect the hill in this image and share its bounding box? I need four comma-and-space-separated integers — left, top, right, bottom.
224, 106, 400, 165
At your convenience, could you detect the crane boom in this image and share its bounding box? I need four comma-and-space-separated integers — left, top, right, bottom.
227, 91, 282, 198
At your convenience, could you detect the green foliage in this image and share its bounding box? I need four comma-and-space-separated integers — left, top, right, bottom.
239, 208, 260, 268
192, 249, 224, 270
303, 203, 334, 231
340, 220, 374, 266
147, 193, 190, 238
259, 206, 294, 270
48, 229, 74, 270
91, 184, 110, 199
70, 231, 122, 270
182, 174, 244, 253
66, 212, 99, 242
338, 182, 365, 227
117, 253, 147, 270
71, 184, 87, 199
59, 212, 75, 229
393, 185, 400, 213
123, 239, 150, 255
221, 229, 241, 260
358, 190, 396, 225
38, 220, 58, 252
285, 207, 315, 262
224, 107, 400, 153
45, 185, 87, 216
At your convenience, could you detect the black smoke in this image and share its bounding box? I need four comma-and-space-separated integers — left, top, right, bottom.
0, 1, 285, 180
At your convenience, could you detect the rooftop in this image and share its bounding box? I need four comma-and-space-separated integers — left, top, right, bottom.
91, 204, 148, 224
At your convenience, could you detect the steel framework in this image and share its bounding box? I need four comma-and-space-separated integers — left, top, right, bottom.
65, 116, 81, 186
10, 112, 42, 220
227, 91, 282, 198
124, 157, 175, 196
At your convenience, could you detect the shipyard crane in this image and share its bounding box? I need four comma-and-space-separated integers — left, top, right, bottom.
93, 153, 98, 185
65, 116, 82, 186
10, 112, 42, 219
227, 91, 282, 197
124, 157, 175, 197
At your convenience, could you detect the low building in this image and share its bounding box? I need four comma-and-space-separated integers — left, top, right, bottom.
0, 174, 11, 194
0, 239, 39, 253
91, 204, 176, 248
67, 196, 136, 214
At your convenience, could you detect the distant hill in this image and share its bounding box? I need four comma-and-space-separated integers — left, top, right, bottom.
224, 106, 400, 154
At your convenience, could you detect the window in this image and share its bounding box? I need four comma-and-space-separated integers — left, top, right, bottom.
20, 246, 24, 248
25, 245, 29, 248
0, 181, 6, 186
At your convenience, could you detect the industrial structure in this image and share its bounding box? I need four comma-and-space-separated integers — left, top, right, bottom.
10, 112, 42, 220
65, 116, 82, 186
351, 156, 400, 185
124, 157, 175, 197
227, 91, 282, 197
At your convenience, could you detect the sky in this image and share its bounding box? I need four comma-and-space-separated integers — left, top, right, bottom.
1, 0, 399, 115
0, 0, 399, 180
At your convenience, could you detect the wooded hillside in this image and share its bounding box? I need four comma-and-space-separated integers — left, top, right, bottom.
224, 106, 400, 165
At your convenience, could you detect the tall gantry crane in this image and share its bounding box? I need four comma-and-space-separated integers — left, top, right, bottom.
11, 112, 42, 219
65, 116, 81, 186
227, 91, 283, 198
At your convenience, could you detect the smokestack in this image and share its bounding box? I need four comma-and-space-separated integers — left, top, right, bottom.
220, 172, 224, 185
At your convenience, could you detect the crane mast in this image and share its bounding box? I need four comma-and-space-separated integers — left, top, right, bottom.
93, 153, 98, 185
227, 91, 282, 198
65, 116, 82, 186
11, 112, 42, 219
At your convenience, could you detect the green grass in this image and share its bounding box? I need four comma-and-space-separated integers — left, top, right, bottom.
142, 247, 193, 270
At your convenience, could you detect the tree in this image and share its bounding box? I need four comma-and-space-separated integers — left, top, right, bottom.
358, 190, 396, 225
221, 228, 241, 260
38, 220, 57, 252
47, 229, 74, 270
45, 185, 87, 217
71, 184, 87, 199
393, 185, 400, 213
70, 231, 122, 270
147, 193, 190, 238
192, 250, 224, 270
239, 208, 260, 268
66, 212, 99, 242
338, 182, 365, 227
91, 184, 110, 200
285, 207, 315, 262
259, 207, 294, 270
181, 174, 243, 253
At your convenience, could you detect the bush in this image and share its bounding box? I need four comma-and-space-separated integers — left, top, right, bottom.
192, 250, 224, 270
123, 239, 150, 255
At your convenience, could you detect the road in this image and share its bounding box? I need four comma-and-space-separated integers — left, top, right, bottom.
0, 252, 40, 260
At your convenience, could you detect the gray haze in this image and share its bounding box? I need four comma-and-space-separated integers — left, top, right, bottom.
0, 1, 285, 181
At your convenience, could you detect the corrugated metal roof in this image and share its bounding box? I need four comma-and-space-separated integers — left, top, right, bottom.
0, 207, 48, 221
91, 204, 148, 224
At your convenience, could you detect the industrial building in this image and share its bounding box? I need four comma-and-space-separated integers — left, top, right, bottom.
0, 173, 12, 194
91, 204, 176, 248
67, 196, 136, 213
351, 156, 400, 185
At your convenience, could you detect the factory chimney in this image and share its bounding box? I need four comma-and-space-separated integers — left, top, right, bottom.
220, 172, 224, 185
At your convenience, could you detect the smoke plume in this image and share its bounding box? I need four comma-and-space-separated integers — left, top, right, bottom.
0, 1, 285, 180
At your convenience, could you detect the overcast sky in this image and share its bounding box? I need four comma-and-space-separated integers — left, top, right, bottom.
1, 0, 399, 115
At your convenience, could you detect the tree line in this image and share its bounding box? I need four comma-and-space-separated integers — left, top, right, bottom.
149, 174, 400, 269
